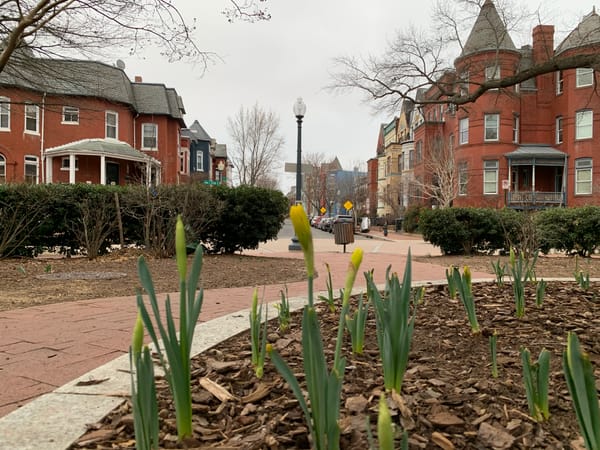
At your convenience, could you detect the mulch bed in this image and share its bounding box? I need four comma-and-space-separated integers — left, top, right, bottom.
70, 280, 599, 449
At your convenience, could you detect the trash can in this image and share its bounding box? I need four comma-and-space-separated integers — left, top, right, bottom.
333, 222, 354, 252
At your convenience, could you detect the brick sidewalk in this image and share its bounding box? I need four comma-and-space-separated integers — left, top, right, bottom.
0, 229, 491, 417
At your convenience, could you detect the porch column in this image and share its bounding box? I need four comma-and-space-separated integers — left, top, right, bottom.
69, 153, 76, 184
146, 162, 151, 186
100, 155, 106, 184
532, 163, 536, 191
46, 156, 53, 183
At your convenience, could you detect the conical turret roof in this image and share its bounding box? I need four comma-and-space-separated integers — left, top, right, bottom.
556, 8, 600, 55
461, 0, 516, 56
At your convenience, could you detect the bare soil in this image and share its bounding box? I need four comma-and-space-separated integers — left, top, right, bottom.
0, 249, 307, 312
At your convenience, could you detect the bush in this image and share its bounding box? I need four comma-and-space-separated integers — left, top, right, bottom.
403, 205, 425, 233
536, 208, 576, 255
0, 183, 288, 258
419, 208, 468, 255
536, 206, 600, 256
420, 207, 510, 255
202, 186, 288, 253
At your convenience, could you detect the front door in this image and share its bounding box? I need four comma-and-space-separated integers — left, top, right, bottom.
106, 162, 119, 185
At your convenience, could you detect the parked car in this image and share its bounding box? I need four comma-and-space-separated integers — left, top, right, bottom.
332, 214, 354, 225
311, 215, 324, 228
319, 217, 333, 232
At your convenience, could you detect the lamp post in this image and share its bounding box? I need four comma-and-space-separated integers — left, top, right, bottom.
289, 97, 306, 251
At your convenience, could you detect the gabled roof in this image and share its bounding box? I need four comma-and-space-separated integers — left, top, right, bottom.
181, 120, 212, 142
461, 0, 516, 56
555, 9, 600, 55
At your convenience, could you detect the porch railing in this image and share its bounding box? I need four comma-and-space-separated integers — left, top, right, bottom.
507, 191, 565, 206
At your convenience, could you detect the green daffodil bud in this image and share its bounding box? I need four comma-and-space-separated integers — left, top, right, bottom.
176, 215, 187, 282
342, 248, 363, 305
132, 311, 144, 362
377, 394, 394, 450
289, 204, 314, 277
510, 247, 516, 267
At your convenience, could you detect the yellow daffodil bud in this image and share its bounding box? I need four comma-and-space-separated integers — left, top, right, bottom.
350, 247, 363, 272
509, 247, 516, 267
463, 265, 471, 286
342, 248, 364, 305
290, 204, 314, 277
377, 394, 394, 450
132, 311, 144, 362
266, 343, 273, 354
175, 215, 187, 282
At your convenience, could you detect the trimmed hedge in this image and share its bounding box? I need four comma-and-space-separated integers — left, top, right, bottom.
418, 206, 600, 256
0, 183, 288, 258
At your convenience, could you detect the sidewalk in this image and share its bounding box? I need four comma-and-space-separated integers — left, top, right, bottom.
0, 228, 491, 419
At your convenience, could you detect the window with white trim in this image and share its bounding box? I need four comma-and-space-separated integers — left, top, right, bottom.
575, 110, 593, 140
484, 113, 499, 141
105, 111, 118, 139
416, 140, 422, 163
575, 158, 592, 195
142, 123, 158, 149
62, 106, 79, 124
458, 161, 468, 196
556, 70, 563, 94
512, 115, 519, 143
576, 68, 594, 87
0, 97, 10, 130
0, 154, 5, 183
483, 160, 498, 195
459, 117, 469, 144
556, 116, 563, 144
24, 104, 39, 133
196, 150, 204, 172
61, 157, 79, 170
24, 155, 38, 184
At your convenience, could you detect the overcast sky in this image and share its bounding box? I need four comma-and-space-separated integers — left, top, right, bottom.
119, 0, 597, 192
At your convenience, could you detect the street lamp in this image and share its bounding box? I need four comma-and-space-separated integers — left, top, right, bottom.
289, 97, 306, 251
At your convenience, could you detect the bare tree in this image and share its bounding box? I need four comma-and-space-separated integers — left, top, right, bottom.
223, 0, 271, 22
255, 174, 280, 190
302, 152, 329, 215
227, 103, 285, 186
0, 0, 270, 79
412, 135, 459, 208
331, 0, 600, 110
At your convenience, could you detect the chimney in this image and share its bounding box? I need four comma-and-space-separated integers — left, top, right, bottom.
134, 76, 143, 83
532, 25, 554, 65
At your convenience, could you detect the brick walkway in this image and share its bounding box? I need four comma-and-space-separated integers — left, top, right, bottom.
0, 228, 492, 417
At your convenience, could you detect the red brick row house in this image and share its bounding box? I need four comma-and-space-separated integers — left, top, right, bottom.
0, 55, 188, 185
375, 0, 600, 213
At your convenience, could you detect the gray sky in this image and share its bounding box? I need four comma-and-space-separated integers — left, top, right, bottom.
120, 0, 597, 192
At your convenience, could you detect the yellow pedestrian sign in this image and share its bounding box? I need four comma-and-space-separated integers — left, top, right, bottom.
344, 200, 353, 211
320, 207, 326, 214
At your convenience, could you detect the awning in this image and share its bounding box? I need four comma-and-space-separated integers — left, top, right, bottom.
505, 145, 567, 166
44, 138, 160, 165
